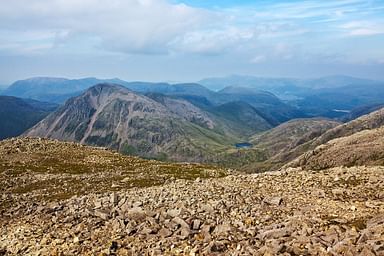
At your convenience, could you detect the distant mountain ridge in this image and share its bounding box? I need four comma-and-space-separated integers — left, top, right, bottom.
2, 76, 303, 127
199, 75, 382, 91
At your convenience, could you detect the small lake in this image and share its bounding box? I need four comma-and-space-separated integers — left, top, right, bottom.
235, 142, 253, 149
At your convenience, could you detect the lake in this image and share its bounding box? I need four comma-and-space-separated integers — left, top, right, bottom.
235, 142, 253, 149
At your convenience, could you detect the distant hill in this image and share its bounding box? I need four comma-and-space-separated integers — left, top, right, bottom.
279, 107, 384, 169
1, 77, 216, 104
0, 96, 57, 140
199, 75, 380, 91
200, 75, 384, 118
1, 77, 108, 103
215, 86, 306, 125
342, 103, 384, 121
287, 126, 384, 170
25, 83, 263, 162
219, 118, 340, 171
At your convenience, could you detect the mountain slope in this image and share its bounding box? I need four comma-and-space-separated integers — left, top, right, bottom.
287, 126, 384, 170
24, 84, 240, 161
215, 87, 305, 125
216, 118, 340, 170
0, 96, 57, 140
250, 118, 341, 156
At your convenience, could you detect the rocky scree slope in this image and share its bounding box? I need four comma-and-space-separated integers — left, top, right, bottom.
24, 83, 239, 162
0, 138, 383, 255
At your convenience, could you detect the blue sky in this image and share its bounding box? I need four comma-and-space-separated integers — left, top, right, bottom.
0, 0, 383, 84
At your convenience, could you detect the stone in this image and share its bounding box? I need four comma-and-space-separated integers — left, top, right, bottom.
259, 228, 290, 240
263, 197, 283, 206
200, 204, 214, 214
213, 223, 232, 236
133, 201, 143, 207
158, 228, 172, 238
172, 217, 189, 229
127, 207, 146, 221
110, 192, 118, 206
95, 209, 110, 220
94, 200, 102, 209
167, 209, 180, 218
180, 227, 191, 239
192, 219, 201, 230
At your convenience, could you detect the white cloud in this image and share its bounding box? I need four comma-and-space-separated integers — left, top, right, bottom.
0, 0, 210, 54
170, 27, 254, 55
340, 21, 384, 36
250, 55, 266, 64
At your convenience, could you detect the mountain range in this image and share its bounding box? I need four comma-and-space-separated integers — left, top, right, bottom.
2, 75, 384, 120
1, 75, 384, 169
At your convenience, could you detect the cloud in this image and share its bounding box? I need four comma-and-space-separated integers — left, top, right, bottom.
340, 21, 384, 36
170, 27, 254, 55
0, 0, 210, 54
0, 0, 383, 78
250, 55, 266, 64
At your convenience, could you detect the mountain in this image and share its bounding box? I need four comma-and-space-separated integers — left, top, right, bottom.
218, 118, 340, 171
2, 77, 306, 126
250, 118, 341, 157
124, 82, 215, 99
1, 77, 216, 104
215, 86, 306, 125
342, 103, 384, 121
200, 75, 384, 118
24, 83, 251, 161
0, 96, 57, 140
209, 101, 272, 137
288, 126, 384, 170
1, 77, 108, 103
199, 75, 381, 91
274, 107, 384, 170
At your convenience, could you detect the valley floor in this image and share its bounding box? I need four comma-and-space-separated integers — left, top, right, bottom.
1, 165, 383, 255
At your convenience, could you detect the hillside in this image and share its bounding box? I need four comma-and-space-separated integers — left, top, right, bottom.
0, 138, 383, 255
215, 87, 305, 125
287, 126, 384, 170
241, 108, 384, 172
0, 96, 57, 140
218, 118, 340, 171
24, 83, 249, 162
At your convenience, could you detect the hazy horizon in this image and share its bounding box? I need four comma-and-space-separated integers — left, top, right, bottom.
1, 0, 384, 83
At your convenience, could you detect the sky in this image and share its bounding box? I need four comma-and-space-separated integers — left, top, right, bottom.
0, 0, 384, 84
